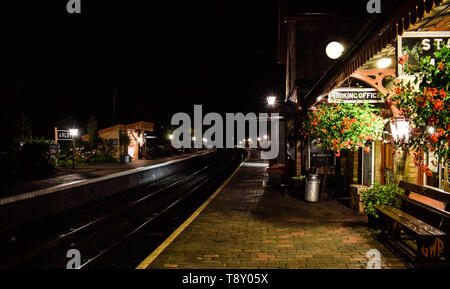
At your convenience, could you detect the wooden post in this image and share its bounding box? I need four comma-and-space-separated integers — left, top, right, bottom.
54, 127, 58, 142
321, 159, 329, 201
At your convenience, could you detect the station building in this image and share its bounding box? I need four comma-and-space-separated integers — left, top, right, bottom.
277, 0, 449, 199
82, 121, 154, 160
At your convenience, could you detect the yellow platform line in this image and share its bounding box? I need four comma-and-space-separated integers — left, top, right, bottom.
136, 153, 249, 269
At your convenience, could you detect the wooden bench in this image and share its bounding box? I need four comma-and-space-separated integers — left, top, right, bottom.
375, 181, 450, 263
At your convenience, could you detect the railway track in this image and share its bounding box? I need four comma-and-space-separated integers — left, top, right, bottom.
0, 149, 245, 269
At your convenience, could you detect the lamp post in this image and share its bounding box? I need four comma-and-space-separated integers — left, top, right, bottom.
267, 96, 276, 142
69, 128, 78, 170
266, 96, 276, 163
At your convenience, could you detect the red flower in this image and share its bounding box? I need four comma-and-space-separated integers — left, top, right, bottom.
322, 128, 326, 133
357, 142, 364, 147
399, 54, 408, 65
335, 150, 341, 157
364, 147, 371, 153
438, 62, 444, 71
434, 99, 444, 111
439, 89, 446, 98
428, 115, 438, 125
332, 125, 336, 129
429, 133, 439, 143
424, 166, 432, 177
429, 87, 438, 96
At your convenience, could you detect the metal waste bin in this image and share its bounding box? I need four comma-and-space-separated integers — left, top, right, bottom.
305, 174, 321, 202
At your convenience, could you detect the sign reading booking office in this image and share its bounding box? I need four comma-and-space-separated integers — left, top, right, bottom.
328, 88, 384, 103
171, 105, 279, 159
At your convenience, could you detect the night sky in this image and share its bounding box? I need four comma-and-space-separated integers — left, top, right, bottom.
1, 0, 284, 138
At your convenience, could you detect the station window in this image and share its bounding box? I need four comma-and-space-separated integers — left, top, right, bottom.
424, 152, 445, 190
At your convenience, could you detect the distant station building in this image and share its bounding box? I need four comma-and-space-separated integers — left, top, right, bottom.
278, 0, 449, 193
82, 121, 154, 160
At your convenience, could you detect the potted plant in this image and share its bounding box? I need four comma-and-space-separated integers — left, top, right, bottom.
359, 181, 401, 228
291, 175, 307, 198
119, 130, 131, 163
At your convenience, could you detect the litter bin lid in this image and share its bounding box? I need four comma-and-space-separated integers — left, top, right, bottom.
307, 174, 320, 180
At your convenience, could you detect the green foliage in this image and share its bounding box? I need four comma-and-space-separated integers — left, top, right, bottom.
15, 112, 33, 141
292, 175, 306, 182
58, 146, 116, 167
301, 103, 387, 157
18, 138, 56, 177
359, 181, 402, 219
87, 116, 98, 150
88, 154, 116, 164
391, 45, 449, 168
119, 130, 130, 155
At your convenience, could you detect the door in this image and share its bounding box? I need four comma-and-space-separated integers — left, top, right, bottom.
362, 142, 374, 186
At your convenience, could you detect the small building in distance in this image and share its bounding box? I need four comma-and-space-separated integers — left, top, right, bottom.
82, 121, 154, 161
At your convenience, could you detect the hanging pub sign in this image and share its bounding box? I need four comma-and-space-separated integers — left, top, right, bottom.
397, 31, 450, 76
328, 88, 383, 103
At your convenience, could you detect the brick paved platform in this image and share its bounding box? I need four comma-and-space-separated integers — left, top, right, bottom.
143, 160, 408, 269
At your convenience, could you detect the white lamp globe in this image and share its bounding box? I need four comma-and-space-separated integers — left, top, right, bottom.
326, 41, 344, 59
266, 96, 276, 106
69, 128, 78, 137
377, 57, 392, 68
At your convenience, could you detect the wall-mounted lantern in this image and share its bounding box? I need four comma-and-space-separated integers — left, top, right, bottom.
389, 117, 410, 143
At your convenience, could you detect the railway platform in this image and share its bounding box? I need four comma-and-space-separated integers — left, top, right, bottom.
138, 158, 408, 269
0, 150, 210, 202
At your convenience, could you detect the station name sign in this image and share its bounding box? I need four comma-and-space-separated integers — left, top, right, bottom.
57, 130, 72, 141
328, 88, 383, 103
398, 31, 450, 75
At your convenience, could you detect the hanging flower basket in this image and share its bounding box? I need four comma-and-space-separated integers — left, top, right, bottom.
301, 102, 387, 157
389, 45, 449, 172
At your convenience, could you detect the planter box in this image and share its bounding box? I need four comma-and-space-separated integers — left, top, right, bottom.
267, 165, 288, 186
349, 184, 369, 213
293, 181, 306, 198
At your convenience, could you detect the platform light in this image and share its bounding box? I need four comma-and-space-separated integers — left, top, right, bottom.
390, 117, 410, 143
137, 137, 143, 144
192, 136, 196, 141
326, 41, 344, 59
69, 128, 78, 137
69, 128, 78, 170
257, 137, 261, 141
377, 57, 392, 68
202, 137, 207, 143
168, 134, 173, 140
266, 96, 276, 106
